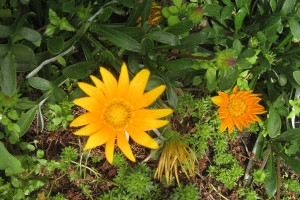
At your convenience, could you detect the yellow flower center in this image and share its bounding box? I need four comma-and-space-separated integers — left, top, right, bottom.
227, 98, 247, 117
103, 101, 132, 130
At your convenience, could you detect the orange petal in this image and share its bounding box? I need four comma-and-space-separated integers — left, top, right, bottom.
117, 63, 130, 99
126, 69, 150, 103
73, 123, 102, 136
133, 108, 173, 119
131, 119, 169, 131
70, 112, 102, 127
134, 85, 166, 109
78, 82, 107, 104
90, 75, 105, 90
84, 126, 112, 149
126, 127, 159, 149
73, 97, 103, 112
105, 136, 116, 164
117, 131, 136, 162
100, 67, 118, 99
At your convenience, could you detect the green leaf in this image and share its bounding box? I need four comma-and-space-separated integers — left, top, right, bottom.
164, 58, 195, 70
0, 25, 12, 38
164, 20, 193, 36
272, 128, 300, 141
1, 52, 16, 96
292, 71, 300, 85
218, 67, 238, 91
265, 151, 277, 198
52, 86, 67, 102
49, 9, 61, 25
0, 44, 9, 57
28, 77, 52, 90
17, 106, 38, 137
172, 0, 182, 8
280, 0, 296, 16
62, 61, 97, 79
60, 17, 75, 32
166, 84, 178, 109
221, 5, 234, 21
0, 141, 23, 174
202, 4, 222, 17
233, 39, 242, 54
18, 27, 41, 42
288, 18, 300, 41
279, 152, 300, 173
206, 67, 216, 84
267, 107, 281, 138
47, 36, 65, 54
145, 31, 180, 46
126, 0, 152, 26
178, 32, 210, 48
234, 8, 247, 33
91, 24, 140, 52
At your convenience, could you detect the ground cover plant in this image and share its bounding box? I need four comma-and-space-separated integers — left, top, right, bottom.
0, 0, 300, 199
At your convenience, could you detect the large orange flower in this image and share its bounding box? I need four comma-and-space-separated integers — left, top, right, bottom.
70, 63, 173, 163
211, 85, 266, 134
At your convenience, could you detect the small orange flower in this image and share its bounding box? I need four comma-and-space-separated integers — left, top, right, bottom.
138, 2, 162, 27
70, 63, 172, 163
211, 85, 266, 134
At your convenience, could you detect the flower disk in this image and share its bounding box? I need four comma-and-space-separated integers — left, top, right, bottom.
70, 63, 173, 163
211, 85, 266, 134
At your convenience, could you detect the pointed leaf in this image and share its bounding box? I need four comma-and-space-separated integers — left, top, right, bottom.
90, 24, 140, 52
267, 107, 281, 138
0, 25, 12, 38
1, 52, 16, 96
288, 18, 300, 42
145, 31, 179, 46
280, 0, 296, 16
17, 106, 38, 137
293, 71, 300, 85
265, 151, 277, 198
18, 27, 41, 42
0, 141, 23, 174
62, 61, 97, 79
235, 8, 247, 33
28, 77, 52, 90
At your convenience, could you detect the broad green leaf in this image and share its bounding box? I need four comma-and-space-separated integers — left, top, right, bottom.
145, 31, 179, 46
218, 66, 238, 91
166, 84, 178, 109
202, 4, 222, 17
293, 71, 300, 85
240, 48, 256, 58
169, 5, 179, 14
1, 52, 16, 96
272, 128, 300, 141
18, 27, 41, 42
62, 61, 97, 79
0, 25, 12, 38
165, 20, 193, 36
237, 58, 252, 69
206, 67, 216, 84
47, 36, 65, 54
265, 151, 277, 198
97, 7, 112, 23
164, 58, 195, 70
62, 0, 76, 13
49, 9, 61, 25
11, 44, 35, 62
28, 77, 52, 90
141, 38, 154, 55
279, 152, 300, 174
178, 32, 210, 48
270, 0, 277, 12
52, 86, 67, 102
234, 8, 247, 33
60, 17, 75, 32
288, 18, 300, 41
17, 106, 38, 137
172, 0, 182, 8
233, 39, 242, 55
91, 25, 140, 52
267, 107, 281, 138
221, 5, 234, 21
280, 0, 296, 16
0, 141, 23, 174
